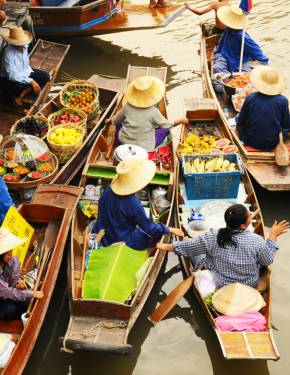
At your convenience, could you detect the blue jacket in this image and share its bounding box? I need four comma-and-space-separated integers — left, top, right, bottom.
215, 28, 269, 72
0, 177, 14, 225
95, 186, 169, 250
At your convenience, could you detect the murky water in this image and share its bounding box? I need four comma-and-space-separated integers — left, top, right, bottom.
24, 1, 290, 374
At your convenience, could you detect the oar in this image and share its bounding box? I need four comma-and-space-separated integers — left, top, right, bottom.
275, 132, 289, 167
148, 274, 194, 324
25, 220, 60, 317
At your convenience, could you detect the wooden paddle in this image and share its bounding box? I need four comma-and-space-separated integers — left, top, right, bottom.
275, 132, 289, 167
26, 220, 60, 316
148, 274, 194, 324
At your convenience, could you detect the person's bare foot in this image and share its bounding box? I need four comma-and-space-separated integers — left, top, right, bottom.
14, 97, 22, 106
156, 1, 171, 7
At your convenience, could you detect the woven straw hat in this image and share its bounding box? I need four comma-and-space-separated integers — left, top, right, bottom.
217, 5, 247, 30
125, 76, 165, 108
250, 66, 286, 96
0, 227, 27, 256
2, 26, 32, 46
111, 159, 156, 196
212, 283, 266, 317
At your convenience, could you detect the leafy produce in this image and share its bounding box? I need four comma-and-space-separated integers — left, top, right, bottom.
179, 134, 217, 155
204, 292, 214, 308
0, 166, 6, 175
3, 173, 21, 182
14, 117, 48, 137
48, 127, 83, 146
227, 73, 250, 88
51, 111, 83, 125
184, 156, 238, 174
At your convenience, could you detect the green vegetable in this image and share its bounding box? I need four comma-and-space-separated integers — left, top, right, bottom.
204, 292, 214, 308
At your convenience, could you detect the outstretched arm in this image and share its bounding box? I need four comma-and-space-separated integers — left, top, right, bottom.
185, 2, 215, 16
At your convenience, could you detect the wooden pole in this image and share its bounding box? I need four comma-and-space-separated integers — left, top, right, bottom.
239, 17, 247, 73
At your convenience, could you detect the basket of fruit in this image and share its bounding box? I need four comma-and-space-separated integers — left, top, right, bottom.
60, 80, 99, 121
11, 116, 49, 139
47, 123, 86, 163
221, 72, 251, 96
48, 108, 87, 129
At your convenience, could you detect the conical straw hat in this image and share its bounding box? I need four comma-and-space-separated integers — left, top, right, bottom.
250, 66, 286, 96
111, 159, 156, 196
125, 75, 165, 108
0, 227, 27, 255
1, 26, 32, 46
217, 5, 247, 30
212, 283, 266, 317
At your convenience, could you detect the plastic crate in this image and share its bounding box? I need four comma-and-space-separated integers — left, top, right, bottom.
182, 154, 243, 200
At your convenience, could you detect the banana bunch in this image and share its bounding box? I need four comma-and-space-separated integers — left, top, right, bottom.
185, 156, 237, 174
179, 134, 217, 155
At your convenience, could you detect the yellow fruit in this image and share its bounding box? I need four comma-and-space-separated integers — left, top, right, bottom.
50, 132, 56, 141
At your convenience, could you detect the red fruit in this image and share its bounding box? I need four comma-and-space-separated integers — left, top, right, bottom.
223, 145, 238, 153
215, 138, 231, 148
210, 148, 223, 154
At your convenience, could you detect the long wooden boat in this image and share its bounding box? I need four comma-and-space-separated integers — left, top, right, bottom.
0, 184, 83, 375
23, 0, 185, 38
175, 98, 279, 360
59, 65, 176, 354
200, 34, 290, 191
1, 1, 29, 30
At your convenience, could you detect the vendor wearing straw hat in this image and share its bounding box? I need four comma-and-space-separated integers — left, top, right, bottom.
105, 75, 188, 152
213, 5, 269, 73
0, 228, 43, 320
0, 26, 50, 106
94, 159, 184, 250
237, 66, 290, 150
157, 204, 289, 288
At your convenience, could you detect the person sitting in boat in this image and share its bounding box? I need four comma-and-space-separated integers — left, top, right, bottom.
0, 26, 50, 106
157, 204, 289, 287
213, 5, 269, 74
0, 177, 14, 226
236, 66, 290, 150
0, 228, 44, 320
105, 75, 188, 152
149, 0, 171, 8
93, 159, 184, 250
185, 0, 230, 36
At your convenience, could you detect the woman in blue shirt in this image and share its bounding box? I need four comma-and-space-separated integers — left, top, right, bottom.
95, 159, 184, 250
214, 6, 268, 73
237, 66, 290, 150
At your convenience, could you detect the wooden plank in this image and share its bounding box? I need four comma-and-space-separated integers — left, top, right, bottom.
246, 332, 279, 359
218, 332, 251, 359
246, 162, 290, 191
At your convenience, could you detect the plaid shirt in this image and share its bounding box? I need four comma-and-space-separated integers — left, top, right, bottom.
173, 229, 278, 287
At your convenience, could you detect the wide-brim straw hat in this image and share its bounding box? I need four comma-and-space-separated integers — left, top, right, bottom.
0, 227, 27, 256
217, 5, 247, 30
250, 66, 286, 96
2, 26, 32, 46
212, 283, 266, 317
125, 75, 165, 108
111, 159, 156, 196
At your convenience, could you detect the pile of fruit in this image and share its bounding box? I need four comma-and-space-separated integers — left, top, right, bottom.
62, 88, 96, 114
179, 135, 238, 155
227, 73, 250, 88
49, 110, 85, 126
48, 127, 83, 146
12, 116, 48, 138
184, 156, 238, 174
232, 85, 255, 112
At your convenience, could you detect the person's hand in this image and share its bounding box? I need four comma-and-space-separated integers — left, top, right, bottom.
33, 291, 44, 299
169, 227, 185, 238
105, 118, 112, 125
269, 220, 289, 241
16, 280, 26, 290
174, 118, 189, 126
31, 79, 41, 94
157, 242, 173, 252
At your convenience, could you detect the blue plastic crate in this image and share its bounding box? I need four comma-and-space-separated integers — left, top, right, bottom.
182, 154, 243, 200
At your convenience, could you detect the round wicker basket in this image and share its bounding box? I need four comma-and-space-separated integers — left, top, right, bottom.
48, 108, 87, 129
60, 80, 99, 121
47, 123, 86, 163
11, 115, 49, 139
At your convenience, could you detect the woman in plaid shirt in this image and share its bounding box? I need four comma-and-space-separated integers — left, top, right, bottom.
158, 204, 289, 287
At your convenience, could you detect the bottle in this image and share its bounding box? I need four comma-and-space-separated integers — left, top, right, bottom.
95, 178, 103, 199
223, 108, 229, 119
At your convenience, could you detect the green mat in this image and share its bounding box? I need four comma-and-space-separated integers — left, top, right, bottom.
82, 243, 148, 303
87, 166, 170, 186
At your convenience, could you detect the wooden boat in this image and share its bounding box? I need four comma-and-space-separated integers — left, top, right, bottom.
60, 65, 176, 354
174, 98, 279, 360
1, 1, 29, 30
200, 34, 290, 191
0, 184, 83, 375
26, 0, 185, 38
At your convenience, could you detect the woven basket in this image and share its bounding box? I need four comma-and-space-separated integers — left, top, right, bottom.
60, 80, 99, 121
47, 124, 86, 163
11, 115, 49, 139
48, 108, 87, 129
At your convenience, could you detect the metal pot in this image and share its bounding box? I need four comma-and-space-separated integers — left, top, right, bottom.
152, 186, 167, 200
113, 144, 148, 165
221, 72, 244, 97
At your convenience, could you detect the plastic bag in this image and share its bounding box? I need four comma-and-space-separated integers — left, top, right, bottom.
194, 270, 217, 297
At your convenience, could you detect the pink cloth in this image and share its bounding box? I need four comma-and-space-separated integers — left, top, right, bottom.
215, 311, 266, 332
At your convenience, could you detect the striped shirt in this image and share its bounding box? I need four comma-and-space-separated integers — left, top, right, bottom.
173, 229, 278, 287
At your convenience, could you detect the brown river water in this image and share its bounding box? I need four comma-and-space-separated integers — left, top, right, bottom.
23, 1, 290, 374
